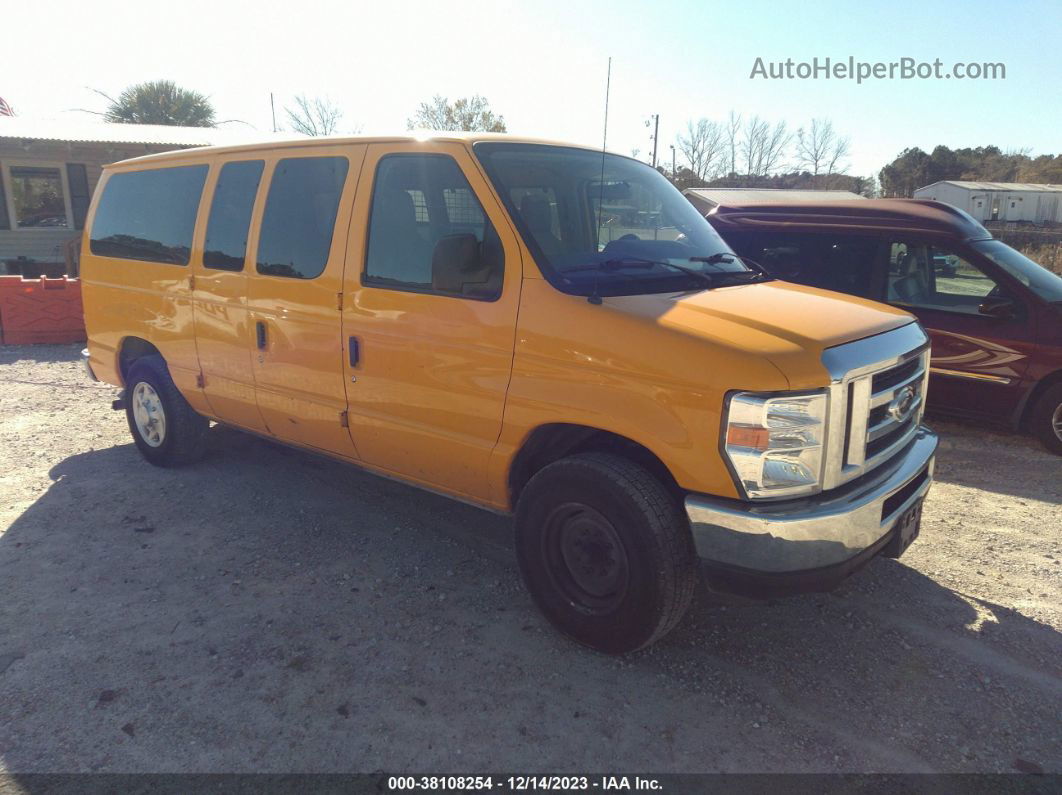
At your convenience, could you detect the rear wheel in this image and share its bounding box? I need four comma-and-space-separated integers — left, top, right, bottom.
125, 355, 209, 467
514, 452, 697, 653
1031, 383, 1062, 456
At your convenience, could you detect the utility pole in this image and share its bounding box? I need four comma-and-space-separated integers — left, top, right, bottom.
670, 145, 676, 178
270, 93, 277, 133
651, 114, 660, 168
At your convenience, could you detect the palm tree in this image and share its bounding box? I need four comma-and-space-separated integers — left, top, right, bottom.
102, 81, 216, 127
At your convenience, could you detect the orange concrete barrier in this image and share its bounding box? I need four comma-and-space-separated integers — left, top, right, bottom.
0, 276, 86, 345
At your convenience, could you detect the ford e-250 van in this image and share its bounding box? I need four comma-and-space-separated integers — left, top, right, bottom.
81, 135, 938, 652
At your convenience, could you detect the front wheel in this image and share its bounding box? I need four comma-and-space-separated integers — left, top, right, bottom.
124, 355, 209, 467
1031, 383, 1062, 456
514, 453, 697, 653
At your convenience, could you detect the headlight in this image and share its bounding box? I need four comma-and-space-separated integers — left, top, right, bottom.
723, 391, 827, 499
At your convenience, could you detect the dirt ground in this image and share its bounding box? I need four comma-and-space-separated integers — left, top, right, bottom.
0, 344, 1059, 775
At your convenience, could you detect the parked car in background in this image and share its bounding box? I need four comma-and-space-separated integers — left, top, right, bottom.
706, 199, 1062, 454
80, 136, 938, 653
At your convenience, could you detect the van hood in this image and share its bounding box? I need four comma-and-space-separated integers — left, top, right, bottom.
606, 280, 916, 389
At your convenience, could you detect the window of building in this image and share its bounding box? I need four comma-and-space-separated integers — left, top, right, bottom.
256, 156, 348, 279
6, 165, 69, 228
204, 160, 264, 271
364, 154, 503, 300
90, 165, 208, 265
0, 168, 9, 230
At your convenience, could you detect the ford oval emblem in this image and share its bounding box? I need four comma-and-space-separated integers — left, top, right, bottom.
888, 385, 916, 423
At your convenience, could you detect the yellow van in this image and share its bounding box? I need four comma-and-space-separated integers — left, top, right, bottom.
81, 135, 937, 652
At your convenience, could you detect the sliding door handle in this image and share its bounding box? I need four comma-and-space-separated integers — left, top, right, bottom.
256, 321, 267, 350
348, 336, 360, 367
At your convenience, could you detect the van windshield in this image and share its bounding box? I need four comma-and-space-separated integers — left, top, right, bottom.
972, 240, 1062, 302
474, 143, 750, 296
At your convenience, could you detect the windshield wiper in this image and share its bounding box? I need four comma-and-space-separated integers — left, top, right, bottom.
691, 252, 773, 278
561, 256, 772, 303
562, 257, 715, 286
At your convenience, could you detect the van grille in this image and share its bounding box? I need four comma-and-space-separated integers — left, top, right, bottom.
820, 324, 931, 491
845, 352, 927, 475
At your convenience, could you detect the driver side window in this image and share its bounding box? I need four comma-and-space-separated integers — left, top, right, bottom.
364, 154, 503, 300
887, 242, 999, 314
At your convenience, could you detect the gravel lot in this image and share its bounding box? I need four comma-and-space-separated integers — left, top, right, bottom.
0, 344, 1059, 774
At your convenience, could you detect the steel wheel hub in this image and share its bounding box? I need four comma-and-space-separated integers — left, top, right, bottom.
132, 382, 166, 448
543, 503, 629, 613
1053, 403, 1062, 441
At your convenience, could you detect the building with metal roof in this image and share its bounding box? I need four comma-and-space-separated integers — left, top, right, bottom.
683, 187, 865, 215
0, 118, 285, 275
913, 180, 1062, 224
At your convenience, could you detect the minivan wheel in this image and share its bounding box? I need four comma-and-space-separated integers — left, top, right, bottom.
514, 452, 697, 654
124, 355, 209, 467
1031, 383, 1062, 456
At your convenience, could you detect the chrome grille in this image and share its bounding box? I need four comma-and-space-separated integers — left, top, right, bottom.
860, 353, 927, 465
820, 323, 931, 491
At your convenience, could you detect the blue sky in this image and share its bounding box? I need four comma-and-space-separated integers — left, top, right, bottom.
5, 0, 1060, 176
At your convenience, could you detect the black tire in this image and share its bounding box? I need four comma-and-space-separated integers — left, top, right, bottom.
1030, 383, 1062, 456
124, 355, 209, 467
514, 452, 697, 654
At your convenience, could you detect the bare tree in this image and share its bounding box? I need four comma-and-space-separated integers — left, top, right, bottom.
761, 120, 792, 175
824, 134, 851, 179
797, 118, 850, 181
725, 111, 742, 177
407, 95, 506, 132
740, 115, 769, 175
285, 95, 343, 136
796, 118, 832, 176
676, 119, 725, 180
739, 116, 792, 177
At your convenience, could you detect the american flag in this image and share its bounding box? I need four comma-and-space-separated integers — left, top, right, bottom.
0, 96, 14, 116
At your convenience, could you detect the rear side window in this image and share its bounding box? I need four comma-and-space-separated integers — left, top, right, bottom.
90, 165, 208, 265
364, 154, 503, 300
256, 156, 349, 279
204, 160, 264, 271
729, 231, 879, 298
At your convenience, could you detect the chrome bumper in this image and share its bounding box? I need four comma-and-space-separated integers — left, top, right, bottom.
81, 347, 98, 381
686, 427, 937, 574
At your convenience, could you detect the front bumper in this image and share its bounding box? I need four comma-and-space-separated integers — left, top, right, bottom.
686, 427, 937, 597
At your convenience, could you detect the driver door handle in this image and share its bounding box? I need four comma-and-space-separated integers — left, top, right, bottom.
256, 321, 267, 350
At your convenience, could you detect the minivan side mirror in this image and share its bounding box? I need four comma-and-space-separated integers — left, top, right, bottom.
978, 296, 1017, 319
431, 233, 482, 293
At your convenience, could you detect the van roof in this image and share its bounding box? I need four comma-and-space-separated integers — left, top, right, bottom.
707, 198, 994, 242
103, 133, 610, 169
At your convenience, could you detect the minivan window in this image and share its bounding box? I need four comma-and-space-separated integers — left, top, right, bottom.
364, 154, 503, 300
972, 239, 1062, 302
90, 165, 208, 265
474, 143, 744, 297
256, 156, 348, 280
203, 160, 264, 271
728, 231, 878, 298
887, 242, 1000, 313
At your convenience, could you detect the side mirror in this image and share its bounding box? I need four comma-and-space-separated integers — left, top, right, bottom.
431, 233, 481, 293
978, 296, 1016, 319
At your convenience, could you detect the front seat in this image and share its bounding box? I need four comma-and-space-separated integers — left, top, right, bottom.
519, 194, 564, 260
889, 251, 930, 304
368, 189, 433, 284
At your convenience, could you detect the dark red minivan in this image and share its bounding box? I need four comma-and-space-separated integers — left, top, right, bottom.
704, 199, 1062, 454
